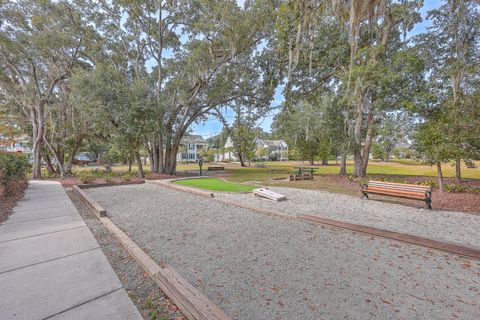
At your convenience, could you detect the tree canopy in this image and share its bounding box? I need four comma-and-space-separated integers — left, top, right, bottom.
0, 0, 478, 187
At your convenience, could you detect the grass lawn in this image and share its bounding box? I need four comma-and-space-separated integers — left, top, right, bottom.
72, 160, 480, 184
173, 178, 257, 192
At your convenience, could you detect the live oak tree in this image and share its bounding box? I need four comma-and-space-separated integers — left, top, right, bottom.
275, 0, 423, 177
0, 0, 95, 178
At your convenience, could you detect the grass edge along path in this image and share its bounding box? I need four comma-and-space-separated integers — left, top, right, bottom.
173, 178, 256, 192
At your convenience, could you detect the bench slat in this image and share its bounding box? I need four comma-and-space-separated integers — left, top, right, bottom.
369, 181, 431, 190
366, 189, 426, 200
369, 185, 430, 192
368, 184, 430, 193
367, 186, 427, 195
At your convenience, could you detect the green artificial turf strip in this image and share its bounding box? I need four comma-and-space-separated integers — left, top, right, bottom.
173, 178, 257, 192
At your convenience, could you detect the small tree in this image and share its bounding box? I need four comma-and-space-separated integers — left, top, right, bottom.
255, 147, 268, 161
413, 115, 452, 193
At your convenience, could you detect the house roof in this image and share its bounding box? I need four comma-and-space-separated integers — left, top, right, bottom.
256, 138, 288, 148
182, 135, 207, 144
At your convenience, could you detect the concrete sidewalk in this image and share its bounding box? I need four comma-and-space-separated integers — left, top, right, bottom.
0, 180, 142, 320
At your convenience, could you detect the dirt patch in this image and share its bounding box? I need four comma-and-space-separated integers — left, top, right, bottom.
66, 189, 185, 320
0, 179, 28, 224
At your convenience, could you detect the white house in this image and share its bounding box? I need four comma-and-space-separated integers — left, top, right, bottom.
220, 137, 288, 161
177, 135, 208, 162
255, 138, 288, 161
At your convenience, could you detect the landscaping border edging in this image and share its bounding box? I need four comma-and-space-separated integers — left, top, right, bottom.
100, 217, 231, 320
72, 185, 106, 218
298, 214, 480, 260
77, 179, 145, 189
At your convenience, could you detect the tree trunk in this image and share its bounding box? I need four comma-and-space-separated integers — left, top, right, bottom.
437, 162, 445, 193
32, 124, 43, 179
136, 152, 144, 178
352, 91, 365, 177
455, 158, 461, 184
66, 139, 82, 178
237, 151, 246, 167
339, 153, 347, 175
153, 143, 160, 173
44, 152, 55, 175
321, 158, 328, 166
128, 158, 132, 173
148, 152, 154, 173
352, 150, 364, 177
158, 133, 164, 173
361, 107, 375, 176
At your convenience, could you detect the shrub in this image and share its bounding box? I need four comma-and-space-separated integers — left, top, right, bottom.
122, 172, 135, 181
0, 152, 29, 188
417, 179, 436, 188
444, 184, 471, 193
77, 171, 95, 184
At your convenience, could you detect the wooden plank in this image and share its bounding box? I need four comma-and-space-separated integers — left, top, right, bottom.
72, 185, 106, 217
253, 188, 287, 201
156, 266, 231, 320
100, 216, 231, 320
366, 189, 426, 200
369, 181, 431, 190
297, 214, 480, 260
368, 183, 430, 191
78, 180, 145, 189
367, 187, 427, 196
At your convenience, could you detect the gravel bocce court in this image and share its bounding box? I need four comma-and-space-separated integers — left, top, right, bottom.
85, 183, 480, 320
214, 186, 480, 247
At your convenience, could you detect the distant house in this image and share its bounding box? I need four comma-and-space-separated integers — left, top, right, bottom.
177, 135, 208, 162
219, 137, 288, 161
255, 138, 288, 161
73, 152, 97, 166
0, 135, 31, 154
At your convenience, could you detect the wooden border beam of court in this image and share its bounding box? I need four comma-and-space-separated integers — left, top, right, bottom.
298, 214, 480, 260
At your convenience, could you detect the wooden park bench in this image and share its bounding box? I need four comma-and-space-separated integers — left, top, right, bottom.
255, 163, 267, 168
208, 166, 225, 171
362, 180, 433, 209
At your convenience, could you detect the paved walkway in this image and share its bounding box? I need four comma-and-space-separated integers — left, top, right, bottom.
0, 180, 142, 320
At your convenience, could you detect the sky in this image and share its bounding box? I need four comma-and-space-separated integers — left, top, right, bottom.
190, 0, 440, 139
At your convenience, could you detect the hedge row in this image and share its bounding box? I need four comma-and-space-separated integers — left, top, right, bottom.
0, 152, 29, 188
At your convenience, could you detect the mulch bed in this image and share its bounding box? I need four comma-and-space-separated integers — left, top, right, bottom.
324, 174, 480, 215
0, 179, 28, 224
45, 172, 196, 188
